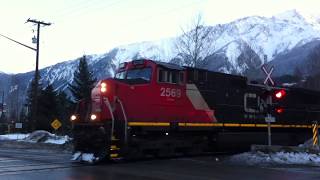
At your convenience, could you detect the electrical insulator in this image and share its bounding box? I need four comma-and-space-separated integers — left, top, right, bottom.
32, 36, 37, 44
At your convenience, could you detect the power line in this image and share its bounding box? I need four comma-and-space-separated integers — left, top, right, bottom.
0, 33, 36, 51
54, 0, 100, 17
52, 0, 100, 21
52, 0, 125, 25
108, 0, 203, 39
131, 0, 202, 24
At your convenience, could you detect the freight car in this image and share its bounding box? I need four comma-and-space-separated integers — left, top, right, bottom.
71, 59, 320, 161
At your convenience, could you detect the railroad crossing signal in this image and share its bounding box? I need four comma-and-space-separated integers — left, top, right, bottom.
51, 119, 62, 130
261, 64, 276, 146
312, 122, 319, 147
261, 65, 275, 86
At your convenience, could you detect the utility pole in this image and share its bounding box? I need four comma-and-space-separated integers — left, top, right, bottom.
0, 91, 5, 122
26, 18, 51, 130
1, 91, 4, 114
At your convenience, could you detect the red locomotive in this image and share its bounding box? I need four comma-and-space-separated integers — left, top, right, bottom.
71, 59, 320, 161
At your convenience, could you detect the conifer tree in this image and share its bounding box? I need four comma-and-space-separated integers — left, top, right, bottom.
56, 91, 73, 133
25, 76, 42, 131
68, 55, 97, 103
37, 84, 58, 131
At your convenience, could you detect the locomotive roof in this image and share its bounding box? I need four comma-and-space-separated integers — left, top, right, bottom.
154, 61, 185, 71
184, 66, 247, 80
153, 60, 248, 82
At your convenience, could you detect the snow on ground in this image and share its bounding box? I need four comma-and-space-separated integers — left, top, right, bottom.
0, 134, 29, 140
298, 138, 316, 148
0, 130, 70, 145
282, 82, 297, 87
72, 152, 99, 163
229, 151, 320, 166
44, 136, 70, 145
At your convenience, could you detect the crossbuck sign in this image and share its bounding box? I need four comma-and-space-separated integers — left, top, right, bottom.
261, 65, 275, 86
261, 64, 276, 146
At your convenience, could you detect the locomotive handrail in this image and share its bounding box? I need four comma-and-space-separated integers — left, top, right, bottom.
103, 97, 115, 144
116, 97, 128, 145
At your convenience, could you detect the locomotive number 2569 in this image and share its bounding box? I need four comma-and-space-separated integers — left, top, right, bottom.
160, 87, 181, 98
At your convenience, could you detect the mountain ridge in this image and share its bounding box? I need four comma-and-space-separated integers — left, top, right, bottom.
1, 9, 320, 103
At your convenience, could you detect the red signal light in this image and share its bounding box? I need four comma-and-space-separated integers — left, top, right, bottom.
276, 108, 284, 114
275, 90, 286, 99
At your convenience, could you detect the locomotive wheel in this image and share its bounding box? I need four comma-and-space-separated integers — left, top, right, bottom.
124, 145, 144, 160
156, 143, 176, 158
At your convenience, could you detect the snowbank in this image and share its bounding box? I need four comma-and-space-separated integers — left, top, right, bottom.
0, 134, 29, 141
298, 138, 319, 149
0, 130, 71, 145
44, 137, 70, 145
230, 151, 320, 166
72, 152, 100, 163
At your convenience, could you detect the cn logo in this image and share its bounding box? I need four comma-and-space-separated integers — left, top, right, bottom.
244, 93, 267, 113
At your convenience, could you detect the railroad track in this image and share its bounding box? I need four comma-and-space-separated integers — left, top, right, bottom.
0, 145, 235, 176
0, 148, 86, 176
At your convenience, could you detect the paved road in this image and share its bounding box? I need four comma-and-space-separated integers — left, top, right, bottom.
0, 147, 319, 180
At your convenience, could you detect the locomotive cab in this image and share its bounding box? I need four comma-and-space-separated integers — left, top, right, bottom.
112, 60, 215, 123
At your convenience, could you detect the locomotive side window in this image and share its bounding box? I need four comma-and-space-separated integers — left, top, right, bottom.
171, 72, 178, 83
187, 70, 199, 82
179, 72, 184, 83
194, 70, 199, 81
198, 71, 207, 82
158, 68, 184, 84
159, 69, 167, 83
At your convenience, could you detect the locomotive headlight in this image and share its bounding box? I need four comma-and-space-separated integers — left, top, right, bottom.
90, 114, 97, 121
70, 115, 77, 121
100, 82, 107, 93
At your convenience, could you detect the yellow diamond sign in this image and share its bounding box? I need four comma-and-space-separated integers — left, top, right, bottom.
51, 119, 62, 130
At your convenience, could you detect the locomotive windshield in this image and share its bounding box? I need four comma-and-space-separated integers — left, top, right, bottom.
115, 67, 152, 84
115, 71, 126, 79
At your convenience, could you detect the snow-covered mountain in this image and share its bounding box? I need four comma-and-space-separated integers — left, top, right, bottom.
88, 9, 320, 76
1, 9, 320, 101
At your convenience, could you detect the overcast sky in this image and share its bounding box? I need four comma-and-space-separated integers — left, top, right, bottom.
0, 0, 319, 73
